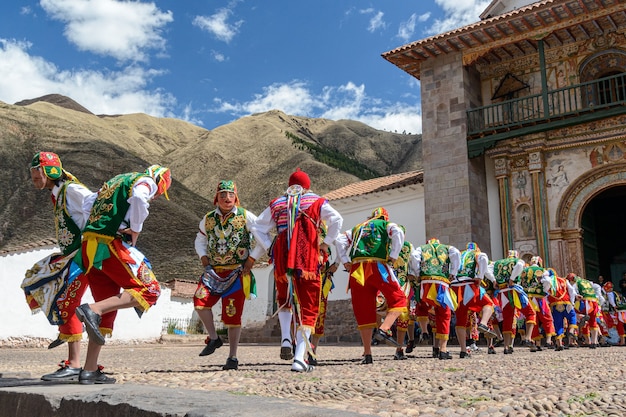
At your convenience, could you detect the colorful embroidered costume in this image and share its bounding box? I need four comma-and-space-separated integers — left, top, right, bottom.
75, 167, 170, 337
23, 152, 94, 343
520, 256, 556, 342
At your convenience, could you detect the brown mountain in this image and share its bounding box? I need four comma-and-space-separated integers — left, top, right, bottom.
0, 94, 421, 281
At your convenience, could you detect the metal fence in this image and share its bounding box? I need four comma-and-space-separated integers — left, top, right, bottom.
162, 317, 207, 335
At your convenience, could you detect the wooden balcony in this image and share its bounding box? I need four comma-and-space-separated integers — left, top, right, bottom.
466, 73, 626, 157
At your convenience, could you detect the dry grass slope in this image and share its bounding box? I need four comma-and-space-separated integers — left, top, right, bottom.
0, 94, 421, 281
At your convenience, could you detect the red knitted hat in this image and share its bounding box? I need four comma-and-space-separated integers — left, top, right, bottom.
288, 168, 310, 189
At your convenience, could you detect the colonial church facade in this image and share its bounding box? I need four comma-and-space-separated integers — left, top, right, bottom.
383, 0, 626, 283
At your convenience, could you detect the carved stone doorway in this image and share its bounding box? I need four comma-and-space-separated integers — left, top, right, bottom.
555, 162, 626, 281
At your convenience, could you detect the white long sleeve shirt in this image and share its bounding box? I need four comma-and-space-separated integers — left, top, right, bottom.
52, 181, 95, 230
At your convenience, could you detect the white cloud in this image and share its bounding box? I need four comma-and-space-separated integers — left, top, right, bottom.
427, 0, 491, 34
0, 39, 175, 117
359, 8, 385, 33
40, 0, 173, 62
193, 7, 244, 43
397, 13, 418, 42
367, 11, 385, 33
211, 80, 422, 134
212, 50, 226, 62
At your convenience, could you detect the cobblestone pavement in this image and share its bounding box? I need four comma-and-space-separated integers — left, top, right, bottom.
2, 340, 626, 417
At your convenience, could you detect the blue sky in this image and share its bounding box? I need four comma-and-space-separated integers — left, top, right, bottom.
0, 0, 492, 134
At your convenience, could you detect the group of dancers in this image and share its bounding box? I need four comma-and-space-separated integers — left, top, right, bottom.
22, 153, 626, 384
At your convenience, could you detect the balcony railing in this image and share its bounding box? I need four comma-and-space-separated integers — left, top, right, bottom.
467, 72, 626, 138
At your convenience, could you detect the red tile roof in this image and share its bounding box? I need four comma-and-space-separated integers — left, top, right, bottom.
323, 170, 423, 201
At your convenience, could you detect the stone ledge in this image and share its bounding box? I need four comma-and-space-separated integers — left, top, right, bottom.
0, 382, 374, 417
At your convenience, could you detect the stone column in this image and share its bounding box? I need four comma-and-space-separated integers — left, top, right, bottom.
420, 52, 491, 251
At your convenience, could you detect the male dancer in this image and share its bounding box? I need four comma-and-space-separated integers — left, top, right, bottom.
74, 164, 171, 384
413, 238, 461, 360
335, 207, 407, 364
490, 250, 536, 354
451, 242, 497, 358
546, 268, 577, 351
566, 273, 603, 348
252, 168, 343, 372
193, 180, 264, 370
520, 256, 555, 351
23, 152, 94, 381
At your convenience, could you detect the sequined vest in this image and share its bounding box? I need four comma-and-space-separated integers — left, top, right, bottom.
54, 181, 83, 255
85, 172, 146, 237
493, 257, 521, 286
349, 219, 389, 261
418, 242, 450, 278
574, 277, 597, 300
204, 207, 251, 267
457, 249, 478, 279
521, 265, 547, 297
393, 241, 414, 286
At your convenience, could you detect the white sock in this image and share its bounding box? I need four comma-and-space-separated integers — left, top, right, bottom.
278, 310, 292, 346
293, 327, 311, 364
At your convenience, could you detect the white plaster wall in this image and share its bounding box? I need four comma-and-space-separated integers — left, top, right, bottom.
328, 185, 426, 301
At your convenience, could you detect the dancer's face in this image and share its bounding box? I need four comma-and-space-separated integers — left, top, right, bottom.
217, 191, 236, 212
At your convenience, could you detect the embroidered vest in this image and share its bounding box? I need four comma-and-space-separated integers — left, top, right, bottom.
574, 277, 597, 300
54, 181, 83, 255
418, 242, 450, 278
458, 249, 478, 279
393, 241, 414, 286
521, 265, 547, 297
86, 172, 145, 237
349, 219, 389, 261
493, 257, 521, 286
204, 207, 251, 267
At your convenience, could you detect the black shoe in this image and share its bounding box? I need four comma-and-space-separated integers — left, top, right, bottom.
199, 337, 223, 356
438, 351, 452, 360
393, 349, 408, 360
41, 361, 81, 381
555, 345, 564, 351
222, 357, 238, 370
529, 344, 538, 352
79, 369, 115, 385
307, 353, 318, 366
75, 304, 105, 345
544, 343, 555, 349
460, 351, 470, 358
432, 347, 440, 358
361, 354, 373, 364
373, 328, 399, 347
521, 340, 534, 348
280, 338, 294, 360
493, 339, 504, 348
405, 339, 415, 353
47, 338, 66, 350
419, 332, 431, 345
488, 346, 496, 355
477, 323, 498, 338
